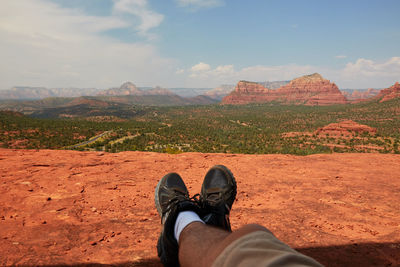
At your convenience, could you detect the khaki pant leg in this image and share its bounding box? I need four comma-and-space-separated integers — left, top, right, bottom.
211, 230, 323, 267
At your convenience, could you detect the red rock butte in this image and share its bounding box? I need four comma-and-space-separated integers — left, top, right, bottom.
375, 82, 400, 102
222, 73, 348, 106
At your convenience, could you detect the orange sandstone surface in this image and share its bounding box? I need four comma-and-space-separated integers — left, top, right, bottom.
1, 149, 400, 266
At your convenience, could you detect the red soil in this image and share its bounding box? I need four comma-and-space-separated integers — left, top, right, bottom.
1, 149, 399, 266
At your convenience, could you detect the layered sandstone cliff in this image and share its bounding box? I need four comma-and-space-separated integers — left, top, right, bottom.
277, 73, 347, 105
222, 73, 348, 106
375, 82, 400, 102
222, 81, 275, 104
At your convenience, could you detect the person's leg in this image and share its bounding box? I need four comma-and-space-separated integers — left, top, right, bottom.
155, 172, 202, 267
155, 165, 238, 267
178, 222, 323, 267
155, 166, 322, 267
199, 165, 237, 231
178, 222, 267, 267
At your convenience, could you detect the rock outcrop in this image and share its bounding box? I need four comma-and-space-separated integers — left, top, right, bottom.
315, 120, 377, 137
375, 82, 400, 102
222, 73, 348, 106
277, 73, 348, 105
222, 81, 275, 104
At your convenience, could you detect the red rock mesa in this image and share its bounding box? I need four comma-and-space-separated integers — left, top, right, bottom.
222, 73, 348, 106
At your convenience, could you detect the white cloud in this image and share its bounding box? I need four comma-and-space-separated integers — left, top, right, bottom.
334, 57, 400, 88
175, 68, 185, 74
181, 58, 399, 88
238, 64, 315, 82
335, 55, 347, 59
189, 62, 233, 79
343, 57, 400, 77
176, 0, 224, 10
113, 0, 164, 38
189, 62, 233, 77
214, 65, 235, 75
191, 62, 211, 72
185, 62, 316, 85
0, 1, 397, 91
0, 0, 175, 89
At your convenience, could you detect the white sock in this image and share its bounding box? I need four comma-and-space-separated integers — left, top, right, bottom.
174, 211, 204, 243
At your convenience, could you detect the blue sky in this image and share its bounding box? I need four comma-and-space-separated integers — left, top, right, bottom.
0, 0, 399, 89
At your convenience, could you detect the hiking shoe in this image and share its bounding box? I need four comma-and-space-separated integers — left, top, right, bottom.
200, 165, 237, 231
155, 172, 200, 267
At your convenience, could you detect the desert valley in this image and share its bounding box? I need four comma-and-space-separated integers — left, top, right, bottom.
1, 73, 400, 155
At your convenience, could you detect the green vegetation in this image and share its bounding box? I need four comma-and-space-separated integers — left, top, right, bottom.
1, 97, 399, 155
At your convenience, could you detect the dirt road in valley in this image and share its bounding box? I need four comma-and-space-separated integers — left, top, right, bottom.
68, 131, 113, 149
0, 149, 399, 266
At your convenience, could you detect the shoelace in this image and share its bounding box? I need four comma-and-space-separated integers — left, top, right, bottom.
191, 193, 201, 204
203, 187, 233, 206
161, 191, 201, 223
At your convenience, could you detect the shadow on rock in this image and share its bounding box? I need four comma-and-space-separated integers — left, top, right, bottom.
25, 258, 163, 267
20, 242, 400, 267
296, 242, 400, 267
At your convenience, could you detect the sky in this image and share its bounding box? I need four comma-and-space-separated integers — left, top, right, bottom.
0, 0, 399, 89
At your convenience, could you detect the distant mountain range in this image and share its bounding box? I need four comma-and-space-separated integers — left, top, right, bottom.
98, 82, 176, 97
340, 88, 381, 101
0, 78, 398, 119
0, 83, 213, 100
0, 81, 296, 101
0, 82, 220, 118
0, 94, 219, 118
0, 87, 102, 100
0, 78, 391, 108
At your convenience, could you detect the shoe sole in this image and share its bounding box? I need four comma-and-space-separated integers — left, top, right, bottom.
154, 172, 187, 217
154, 174, 167, 216
201, 165, 237, 208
